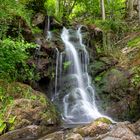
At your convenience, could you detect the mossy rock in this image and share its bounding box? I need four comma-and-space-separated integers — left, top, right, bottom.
89, 60, 106, 77
0, 80, 60, 134
93, 117, 113, 125
96, 68, 129, 99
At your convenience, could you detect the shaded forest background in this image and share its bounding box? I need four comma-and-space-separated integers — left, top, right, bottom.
0, 0, 140, 136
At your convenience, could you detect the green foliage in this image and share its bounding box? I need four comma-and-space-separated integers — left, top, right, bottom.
0, 0, 32, 21
44, 0, 56, 16
0, 85, 15, 134
17, 63, 40, 82
0, 115, 16, 134
94, 20, 127, 33
95, 75, 102, 82
32, 27, 42, 34
128, 36, 140, 48
94, 117, 112, 124
70, 0, 100, 20
0, 0, 33, 39
23, 0, 46, 13
69, 0, 126, 24
105, 0, 126, 20
131, 66, 140, 87
63, 61, 72, 70
0, 38, 37, 81
0, 120, 6, 134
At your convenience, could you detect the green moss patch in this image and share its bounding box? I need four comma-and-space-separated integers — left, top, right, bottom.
128, 36, 140, 48
0, 80, 60, 135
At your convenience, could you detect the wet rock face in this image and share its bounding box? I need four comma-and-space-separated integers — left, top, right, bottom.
89, 57, 118, 77
97, 67, 139, 121
98, 68, 130, 98
105, 67, 139, 121
28, 26, 65, 95
32, 13, 45, 27
89, 55, 140, 121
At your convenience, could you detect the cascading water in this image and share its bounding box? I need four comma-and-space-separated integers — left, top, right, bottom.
54, 48, 59, 97
54, 26, 111, 124
46, 16, 52, 41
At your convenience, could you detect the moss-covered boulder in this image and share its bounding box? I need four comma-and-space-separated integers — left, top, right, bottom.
0, 125, 49, 140
97, 68, 129, 98
93, 67, 139, 121
89, 57, 117, 77
0, 81, 60, 136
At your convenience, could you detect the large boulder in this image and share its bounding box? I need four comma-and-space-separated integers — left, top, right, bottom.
96, 122, 139, 140
128, 119, 140, 135
97, 68, 130, 98
93, 67, 140, 121
6, 98, 59, 130
32, 13, 45, 27
0, 125, 49, 140
0, 81, 60, 137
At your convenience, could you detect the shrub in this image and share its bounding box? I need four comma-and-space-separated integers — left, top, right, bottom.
0, 38, 37, 81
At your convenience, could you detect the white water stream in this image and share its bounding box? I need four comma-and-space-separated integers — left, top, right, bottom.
54, 26, 113, 124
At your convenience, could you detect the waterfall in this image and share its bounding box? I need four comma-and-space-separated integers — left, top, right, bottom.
53, 26, 112, 124
55, 48, 59, 97
46, 16, 52, 41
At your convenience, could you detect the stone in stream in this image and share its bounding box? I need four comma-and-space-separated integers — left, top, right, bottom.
65, 133, 83, 140
38, 131, 64, 140
39, 131, 83, 140
0, 125, 45, 140
95, 122, 139, 140
73, 117, 112, 137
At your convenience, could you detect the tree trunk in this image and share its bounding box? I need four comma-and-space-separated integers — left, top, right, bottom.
128, 0, 134, 19
100, 0, 106, 20
138, 0, 140, 23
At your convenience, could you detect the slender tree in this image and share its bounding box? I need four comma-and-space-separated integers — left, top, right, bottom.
127, 0, 134, 19
138, 0, 140, 23
100, 0, 106, 20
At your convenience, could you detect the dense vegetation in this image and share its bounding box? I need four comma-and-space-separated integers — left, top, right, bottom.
0, 0, 140, 136
0, 0, 138, 81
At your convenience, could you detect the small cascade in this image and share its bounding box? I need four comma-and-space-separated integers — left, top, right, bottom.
59, 52, 64, 88
53, 26, 112, 124
34, 45, 41, 67
54, 48, 59, 97
46, 16, 52, 41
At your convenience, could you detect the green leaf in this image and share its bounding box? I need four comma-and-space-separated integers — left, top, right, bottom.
63, 61, 72, 70
9, 116, 16, 124
0, 121, 6, 133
